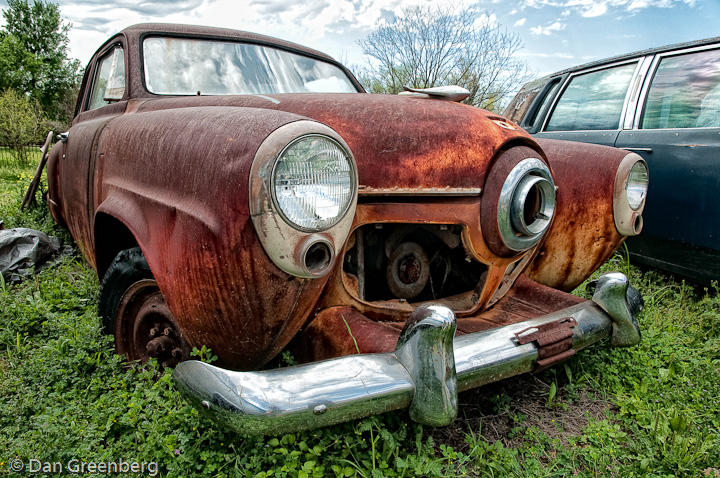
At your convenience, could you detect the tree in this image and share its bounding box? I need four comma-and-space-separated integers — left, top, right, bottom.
0, 0, 81, 122
358, 5, 529, 112
0, 88, 47, 164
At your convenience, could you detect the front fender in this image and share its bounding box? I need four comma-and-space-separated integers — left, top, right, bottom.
527, 139, 629, 291
93, 106, 335, 369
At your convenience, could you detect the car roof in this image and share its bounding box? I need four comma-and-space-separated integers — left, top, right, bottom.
119, 23, 338, 64
540, 35, 720, 80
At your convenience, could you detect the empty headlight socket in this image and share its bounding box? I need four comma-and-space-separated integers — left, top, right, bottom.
481, 146, 556, 257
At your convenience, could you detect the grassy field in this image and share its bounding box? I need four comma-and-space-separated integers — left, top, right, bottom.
1, 158, 718, 477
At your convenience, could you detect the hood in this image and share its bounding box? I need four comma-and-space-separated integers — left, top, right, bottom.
136, 93, 535, 191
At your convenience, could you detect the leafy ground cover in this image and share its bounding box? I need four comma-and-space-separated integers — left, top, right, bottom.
1, 158, 718, 477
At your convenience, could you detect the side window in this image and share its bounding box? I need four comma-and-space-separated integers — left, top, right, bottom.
88, 46, 125, 110
641, 48, 720, 129
545, 63, 637, 131
526, 79, 561, 130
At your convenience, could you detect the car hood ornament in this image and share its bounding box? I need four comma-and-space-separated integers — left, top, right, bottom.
399, 85, 470, 102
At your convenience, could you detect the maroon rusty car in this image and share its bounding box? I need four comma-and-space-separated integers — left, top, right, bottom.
47, 24, 647, 435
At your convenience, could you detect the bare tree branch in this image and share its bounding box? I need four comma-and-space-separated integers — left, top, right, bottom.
358, 5, 530, 112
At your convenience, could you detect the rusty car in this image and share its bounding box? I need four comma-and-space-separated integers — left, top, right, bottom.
504, 36, 720, 282
47, 23, 648, 435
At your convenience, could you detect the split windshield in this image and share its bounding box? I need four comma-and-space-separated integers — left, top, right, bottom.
143, 36, 357, 95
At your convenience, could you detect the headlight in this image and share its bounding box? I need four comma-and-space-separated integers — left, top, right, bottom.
613, 153, 648, 236
272, 135, 355, 232
250, 121, 358, 279
626, 161, 648, 210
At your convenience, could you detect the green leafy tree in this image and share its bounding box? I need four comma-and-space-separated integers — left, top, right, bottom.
358, 5, 529, 112
0, 88, 47, 164
0, 0, 81, 122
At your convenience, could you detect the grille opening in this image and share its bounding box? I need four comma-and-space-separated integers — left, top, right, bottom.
343, 223, 487, 302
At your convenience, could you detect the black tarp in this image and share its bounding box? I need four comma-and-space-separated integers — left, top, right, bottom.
0, 228, 62, 283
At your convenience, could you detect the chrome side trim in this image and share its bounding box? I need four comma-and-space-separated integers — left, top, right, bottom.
174, 273, 641, 435
358, 186, 482, 197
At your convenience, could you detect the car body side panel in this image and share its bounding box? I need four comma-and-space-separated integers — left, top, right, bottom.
526, 139, 627, 291
533, 130, 621, 147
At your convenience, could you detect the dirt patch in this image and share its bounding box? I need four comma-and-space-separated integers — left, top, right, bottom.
431, 373, 612, 451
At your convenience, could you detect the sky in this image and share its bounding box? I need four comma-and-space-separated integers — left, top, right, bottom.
0, 0, 718, 81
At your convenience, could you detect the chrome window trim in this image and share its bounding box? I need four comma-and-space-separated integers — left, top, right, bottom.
623, 56, 654, 129
540, 59, 641, 133
633, 42, 720, 130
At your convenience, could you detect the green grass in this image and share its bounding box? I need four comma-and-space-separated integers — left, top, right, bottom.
1, 160, 718, 477
0, 146, 43, 169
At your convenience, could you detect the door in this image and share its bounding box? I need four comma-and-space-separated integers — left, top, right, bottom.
616, 45, 720, 279
535, 60, 640, 146
59, 44, 127, 264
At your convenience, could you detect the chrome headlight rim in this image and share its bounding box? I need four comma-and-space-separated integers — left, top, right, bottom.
613, 153, 647, 236
249, 120, 358, 279
497, 157, 556, 252
270, 133, 356, 233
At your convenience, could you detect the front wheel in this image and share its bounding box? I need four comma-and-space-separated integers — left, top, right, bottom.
98, 247, 189, 367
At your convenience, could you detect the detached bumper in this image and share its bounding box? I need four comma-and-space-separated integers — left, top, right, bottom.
174, 273, 641, 435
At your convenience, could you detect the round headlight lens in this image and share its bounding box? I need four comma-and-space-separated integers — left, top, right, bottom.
626, 161, 648, 210
272, 135, 355, 232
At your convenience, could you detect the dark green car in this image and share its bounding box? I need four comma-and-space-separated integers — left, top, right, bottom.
505, 36, 720, 282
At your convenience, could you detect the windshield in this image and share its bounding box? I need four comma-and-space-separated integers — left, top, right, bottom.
143, 36, 358, 95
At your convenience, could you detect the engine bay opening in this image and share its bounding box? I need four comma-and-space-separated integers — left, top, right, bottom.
343, 223, 488, 303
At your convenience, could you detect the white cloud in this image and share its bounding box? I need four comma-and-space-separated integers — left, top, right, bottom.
530, 21, 566, 35
519, 0, 696, 18
513, 17, 527, 26
46, 0, 443, 66
582, 3, 607, 16
474, 12, 498, 28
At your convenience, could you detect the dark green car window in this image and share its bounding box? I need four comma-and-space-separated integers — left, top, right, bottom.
545, 63, 636, 131
641, 48, 720, 129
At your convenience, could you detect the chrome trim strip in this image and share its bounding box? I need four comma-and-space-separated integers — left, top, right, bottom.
358, 187, 482, 197
174, 273, 641, 435
623, 56, 654, 130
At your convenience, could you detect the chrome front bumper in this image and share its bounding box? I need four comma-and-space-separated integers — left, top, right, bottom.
174, 273, 642, 435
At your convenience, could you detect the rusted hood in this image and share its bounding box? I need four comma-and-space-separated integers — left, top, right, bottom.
135, 94, 534, 191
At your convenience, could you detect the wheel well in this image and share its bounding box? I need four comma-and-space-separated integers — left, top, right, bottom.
94, 213, 140, 280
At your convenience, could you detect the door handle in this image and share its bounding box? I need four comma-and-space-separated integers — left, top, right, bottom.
619, 147, 652, 153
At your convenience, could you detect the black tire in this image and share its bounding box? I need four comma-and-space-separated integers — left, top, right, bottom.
98, 247, 152, 335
